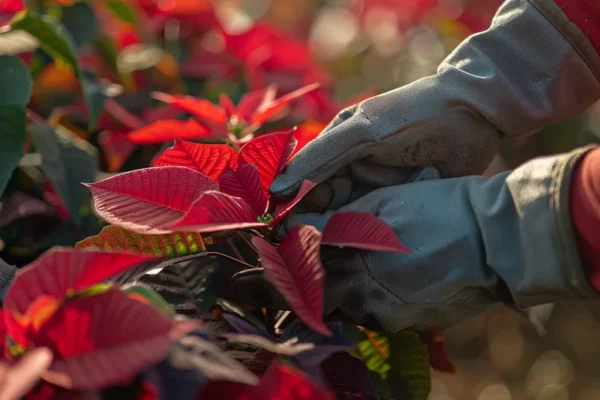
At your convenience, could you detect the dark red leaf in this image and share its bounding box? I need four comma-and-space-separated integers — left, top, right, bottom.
219, 164, 267, 216
418, 330, 456, 374
104, 100, 144, 130
321, 352, 379, 400
250, 83, 320, 125
152, 140, 239, 181
152, 92, 226, 125
252, 225, 330, 336
127, 120, 214, 144
86, 167, 218, 233
272, 180, 317, 226
199, 361, 336, 400
169, 191, 266, 233
321, 212, 410, 253
34, 290, 197, 389
239, 131, 297, 196
98, 131, 137, 173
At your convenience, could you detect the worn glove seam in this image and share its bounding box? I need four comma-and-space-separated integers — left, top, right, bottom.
527, 0, 600, 81
551, 145, 600, 299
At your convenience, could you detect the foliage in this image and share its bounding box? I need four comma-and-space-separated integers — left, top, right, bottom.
0, 0, 461, 398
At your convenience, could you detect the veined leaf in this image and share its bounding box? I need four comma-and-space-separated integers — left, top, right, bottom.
250, 83, 321, 125
127, 119, 213, 144
86, 166, 218, 234
0, 55, 31, 196
76, 225, 210, 259
122, 282, 176, 318
239, 130, 297, 197
34, 290, 198, 389
355, 329, 391, 379
271, 180, 317, 226
388, 330, 431, 400
152, 92, 226, 125
252, 225, 330, 336
30, 124, 98, 226
322, 212, 410, 253
220, 164, 267, 216
153, 140, 239, 181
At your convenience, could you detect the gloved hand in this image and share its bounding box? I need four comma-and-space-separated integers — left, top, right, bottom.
233, 147, 599, 333
270, 0, 600, 211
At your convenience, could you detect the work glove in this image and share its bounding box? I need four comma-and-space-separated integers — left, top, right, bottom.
270, 0, 600, 211
232, 147, 599, 333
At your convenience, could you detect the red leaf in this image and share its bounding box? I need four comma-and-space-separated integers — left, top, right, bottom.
0, 0, 24, 13
34, 290, 197, 389
152, 140, 239, 181
239, 131, 297, 196
321, 212, 410, 253
272, 180, 317, 226
86, 167, 218, 233
219, 164, 267, 216
3, 249, 156, 346
98, 131, 137, 172
418, 330, 456, 374
104, 100, 144, 130
250, 83, 320, 125
127, 120, 214, 144
199, 361, 336, 400
152, 92, 226, 125
219, 95, 236, 118
169, 191, 266, 233
237, 86, 276, 121
252, 225, 330, 336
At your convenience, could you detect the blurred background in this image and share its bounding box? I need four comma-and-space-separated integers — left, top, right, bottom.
3, 1, 600, 398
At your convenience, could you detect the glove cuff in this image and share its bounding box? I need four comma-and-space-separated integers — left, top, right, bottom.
529, 0, 600, 80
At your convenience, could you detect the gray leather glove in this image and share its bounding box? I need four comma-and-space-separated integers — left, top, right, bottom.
233, 147, 599, 333
270, 0, 600, 210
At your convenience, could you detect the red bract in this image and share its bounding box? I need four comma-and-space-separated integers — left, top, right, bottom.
252, 225, 331, 337
0, 0, 24, 13
127, 120, 213, 144
220, 164, 267, 216
152, 139, 238, 181
86, 167, 218, 233
32, 290, 197, 389
152, 83, 319, 138
199, 361, 336, 400
3, 249, 156, 346
321, 212, 410, 253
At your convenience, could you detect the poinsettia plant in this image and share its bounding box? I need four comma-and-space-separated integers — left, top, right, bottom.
0, 0, 471, 398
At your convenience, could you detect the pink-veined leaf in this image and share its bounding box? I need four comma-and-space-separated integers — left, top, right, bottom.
219, 164, 267, 216
86, 167, 218, 233
0, 348, 52, 400
251, 83, 320, 125
321, 212, 410, 253
152, 140, 239, 180
200, 361, 336, 400
252, 225, 331, 336
271, 180, 317, 226
239, 131, 297, 196
152, 92, 226, 125
34, 290, 198, 390
169, 191, 266, 233
127, 120, 214, 144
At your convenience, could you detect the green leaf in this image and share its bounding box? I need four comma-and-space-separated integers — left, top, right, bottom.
60, 2, 98, 48
122, 283, 176, 318
94, 35, 134, 88
388, 330, 431, 400
0, 55, 32, 196
80, 69, 106, 130
10, 11, 103, 129
354, 329, 391, 379
104, 1, 139, 25
30, 124, 98, 226
138, 258, 220, 318
10, 11, 79, 75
